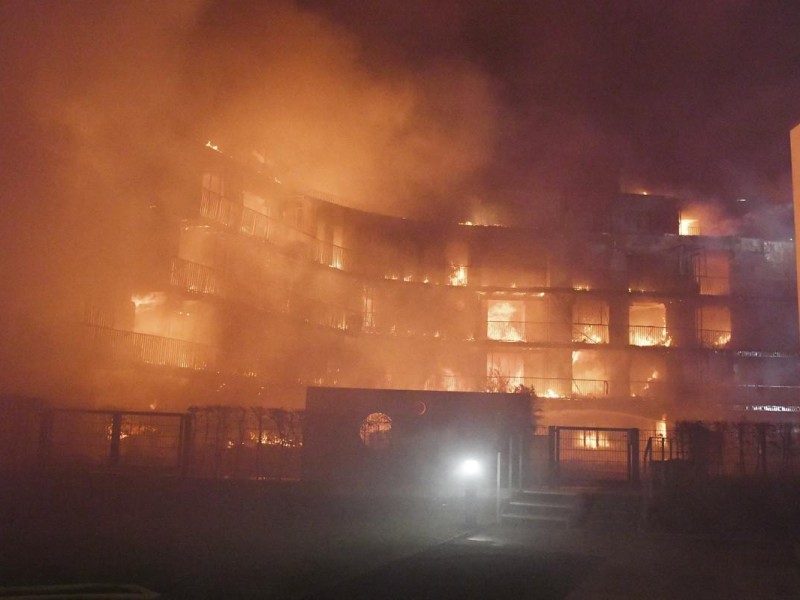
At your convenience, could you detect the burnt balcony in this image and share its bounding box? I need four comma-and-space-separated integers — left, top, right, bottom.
628, 325, 670, 347
425, 374, 610, 398
201, 189, 350, 270
87, 325, 215, 370
571, 323, 609, 344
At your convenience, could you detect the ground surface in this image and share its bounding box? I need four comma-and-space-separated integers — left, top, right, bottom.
1, 474, 799, 599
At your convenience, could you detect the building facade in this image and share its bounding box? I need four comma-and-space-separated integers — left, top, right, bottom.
72, 143, 800, 430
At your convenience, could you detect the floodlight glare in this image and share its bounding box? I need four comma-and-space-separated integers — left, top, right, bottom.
458, 458, 482, 478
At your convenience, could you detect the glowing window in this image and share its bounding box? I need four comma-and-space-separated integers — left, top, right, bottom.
360, 413, 392, 449
629, 302, 669, 346
698, 305, 731, 348
487, 300, 525, 341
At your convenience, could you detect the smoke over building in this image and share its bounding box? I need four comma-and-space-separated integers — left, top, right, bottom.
1, 2, 799, 437
1, 139, 797, 436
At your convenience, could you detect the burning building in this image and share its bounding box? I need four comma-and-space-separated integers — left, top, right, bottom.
8, 141, 800, 433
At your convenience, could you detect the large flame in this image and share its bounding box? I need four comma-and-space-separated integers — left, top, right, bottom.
487, 301, 525, 341
448, 264, 468, 286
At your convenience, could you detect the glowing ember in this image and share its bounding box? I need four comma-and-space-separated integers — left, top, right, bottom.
205, 140, 220, 152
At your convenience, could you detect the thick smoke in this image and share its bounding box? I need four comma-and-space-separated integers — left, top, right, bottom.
0, 0, 798, 404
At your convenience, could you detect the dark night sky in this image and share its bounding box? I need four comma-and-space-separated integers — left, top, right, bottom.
1, 0, 799, 225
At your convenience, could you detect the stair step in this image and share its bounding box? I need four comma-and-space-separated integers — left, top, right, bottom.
501, 513, 571, 524
508, 500, 573, 510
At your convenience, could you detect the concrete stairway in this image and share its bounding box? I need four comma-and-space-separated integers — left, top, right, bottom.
500, 489, 582, 528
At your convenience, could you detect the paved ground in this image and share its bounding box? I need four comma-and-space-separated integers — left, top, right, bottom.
2, 474, 799, 599
304, 523, 800, 600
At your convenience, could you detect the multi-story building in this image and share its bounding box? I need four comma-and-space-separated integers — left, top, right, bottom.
70, 142, 799, 431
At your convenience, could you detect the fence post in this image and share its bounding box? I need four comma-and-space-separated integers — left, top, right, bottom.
508, 435, 514, 491
548, 426, 559, 486
629, 428, 640, 484
179, 412, 194, 476
496, 451, 502, 522
109, 412, 122, 467
756, 423, 767, 475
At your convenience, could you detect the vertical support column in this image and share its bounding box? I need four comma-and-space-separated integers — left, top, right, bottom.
508, 435, 514, 491
518, 433, 525, 490
738, 423, 746, 475
628, 428, 640, 484
180, 412, 194, 476
789, 123, 800, 345
756, 423, 768, 475
109, 412, 122, 467
548, 426, 560, 487
495, 451, 502, 522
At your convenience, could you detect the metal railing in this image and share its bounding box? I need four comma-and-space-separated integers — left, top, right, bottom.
422, 374, 609, 397
201, 189, 351, 270
170, 258, 220, 295
88, 325, 215, 370
486, 320, 527, 342
169, 258, 362, 334
697, 276, 730, 296
698, 328, 732, 348
548, 426, 640, 484
628, 325, 670, 347
642, 436, 674, 476
572, 322, 609, 344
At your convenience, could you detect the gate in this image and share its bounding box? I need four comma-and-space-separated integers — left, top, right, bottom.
548, 426, 640, 485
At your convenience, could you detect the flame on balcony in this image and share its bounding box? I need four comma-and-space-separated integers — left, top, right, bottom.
629, 302, 669, 346
679, 217, 699, 236
541, 388, 560, 398
131, 292, 166, 309
448, 264, 468, 286
487, 300, 525, 342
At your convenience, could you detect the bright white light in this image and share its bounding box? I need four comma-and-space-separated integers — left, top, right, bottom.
457, 458, 482, 478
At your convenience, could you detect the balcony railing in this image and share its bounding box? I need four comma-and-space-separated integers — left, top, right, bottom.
572, 323, 609, 344
88, 325, 215, 370
201, 189, 350, 270
486, 320, 527, 342
170, 258, 361, 334
629, 325, 670, 347
698, 328, 732, 349
170, 258, 220, 295
429, 374, 609, 397
697, 276, 730, 296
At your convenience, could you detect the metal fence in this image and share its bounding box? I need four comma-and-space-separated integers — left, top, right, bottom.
547, 426, 640, 484
42, 409, 187, 470
674, 422, 800, 477
4, 400, 800, 485
188, 406, 302, 479
0, 402, 303, 480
